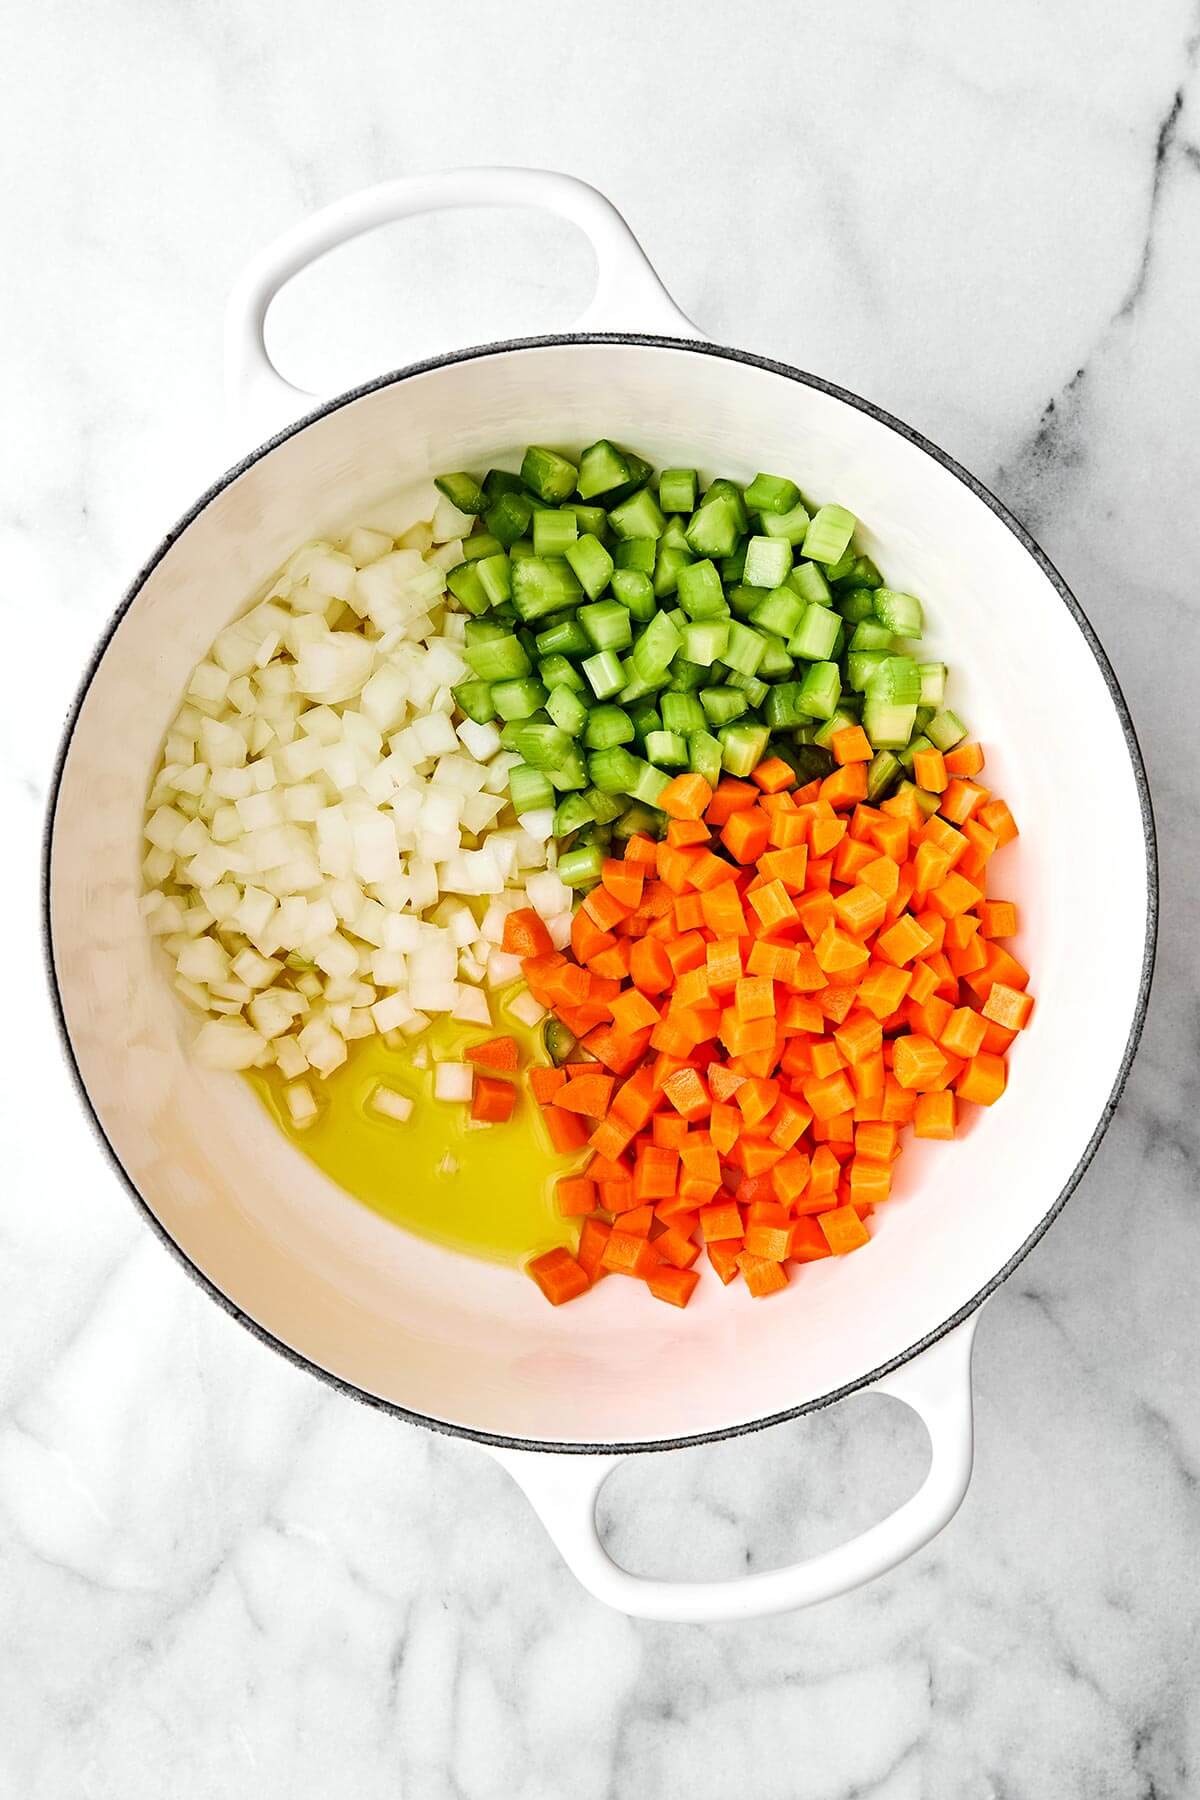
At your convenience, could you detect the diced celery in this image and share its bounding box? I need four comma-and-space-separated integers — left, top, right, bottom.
447, 561, 490, 615
743, 536, 793, 589
614, 537, 656, 573
764, 681, 806, 730
628, 759, 672, 807
611, 569, 656, 620
863, 699, 918, 749
452, 679, 497, 724
609, 488, 666, 542
546, 684, 589, 736
483, 469, 523, 499
577, 440, 631, 501
539, 654, 585, 693
580, 600, 634, 653
521, 446, 579, 503
726, 583, 767, 619
759, 500, 812, 545
535, 618, 589, 658
558, 843, 605, 888
475, 553, 512, 608
564, 533, 615, 600
587, 788, 625, 824
873, 589, 924, 637
561, 502, 609, 540
849, 619, 893, 652
532, 509, 578, 557
661, 692, 707, 735
918, 662, 947, 707
645, 729, 688, 767
867, 749, 903, 802
796, 661, 842, 720
750, 587, 805, 638
628, 701, 662, 740
847, 649, 889, 691
788, 560, 833, 605
722, 620, 767, 676
463, 633, 531, 682
803, 504, 857, 565
492, 677, 548, 721
756, 634, 794, 679
667, 658, 708, 694
511, 720, 573, 769
813, 706, 860, 748
631, 610, 682, 681
435, 471, 487, 514
548, 745, 589, 790
926, 708, 967, 751
582, 650, 626, 699
588, 746, 642, 793
719, 722, 770, 776
745, 471, 801, 514
511, 556, 583, 621
788, 603, 840, 662
659, 468, 698, 513
653, 544, 694, 598
685, 492, 742, 558
554, 792, 594, 836
462, 533, 504, 562
681, 618, 730, 666
866, 655, 922, 706
676, 558, 726, 620
700, 686, 749, 726
688, 730, 724, 786
724, 669, 769, 706
584, 705, 635, 750
509, 764, 555, 812
703, 479, 749, 530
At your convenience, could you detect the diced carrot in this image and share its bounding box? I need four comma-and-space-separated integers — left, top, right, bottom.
673, 893, 707, 933
944, 741, 985, 778
633, 1142, 679, 1201
803, 1069, 857, 1121
529, 1066, 567, 1105
830, 725, 873, 765
810, 815, 848, 858
576, 1218, 611, 1283
744, 1214, 794, 1260
747, 755, 793, 793
646, 1264, 700, 1307
892, 1034, 949, 1091
603, 1179, 639, 1214
956, 1051, 1008, 1106
502, 907, 553, 958
601, 1229, 661, 1278
834, 1012, 883, 1065
472, 1077, 516, 1124
652, 1111, 690, 1149
666, 930, 707, 976
699, 1198, 743, 1242
875, 914, 934, 967
736, 1251, 790, 1297
544, 1103, 589, 1154
705, 777, 759, 825
938, 1006, 987, 1059
766, 807, 809, 850
526, 1245, 591, 1307
556, 1175, 598, 1217
848, 1157, 892, 1206
856, 963, 912, 1019
771, 1150, 812, 1205
979, 798, 1018, 845
789, 1216, 833, 1262
914, 1091, 957, 1139
556, 1072, 615, 1116
979, 1018, 1017, 1055
659, 772, 714, 820
618, 1204, 656, 1237
667, 817, 713, 848
820, 763, 869, 808
706, 1241, 742, 1285
940, 778, 989, 825
814, 924, 870, 977
912, 747, 948, 793
464, 1035, 520, 1075
701, 883, 749, 938
588, 1113, 638, 1161
809, 1037, 844, 1079
601, 858, 644, 911
832, 883, 888, 939
661, 1066, 710, 1122
818, 1206, 871, 1256
982, 982, 1034, 1031
571, 910, 615, 964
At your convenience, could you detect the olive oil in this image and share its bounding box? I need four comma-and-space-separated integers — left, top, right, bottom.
248, 1016, 577, 1264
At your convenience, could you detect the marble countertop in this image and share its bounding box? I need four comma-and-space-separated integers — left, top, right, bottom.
3, 1, 1198, 1794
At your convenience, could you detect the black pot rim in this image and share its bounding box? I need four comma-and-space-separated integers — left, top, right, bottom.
42, 331, 1159, 1457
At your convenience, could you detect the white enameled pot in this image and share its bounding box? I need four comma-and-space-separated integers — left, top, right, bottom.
45, 168, 1156, 1623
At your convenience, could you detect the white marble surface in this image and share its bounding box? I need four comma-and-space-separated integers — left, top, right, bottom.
2, 0, 1198, 1793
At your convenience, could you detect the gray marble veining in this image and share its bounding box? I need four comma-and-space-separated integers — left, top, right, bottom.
2, 0, 1198, 1795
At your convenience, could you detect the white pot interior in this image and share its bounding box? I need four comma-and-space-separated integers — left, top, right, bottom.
47, 341, 1151, 1446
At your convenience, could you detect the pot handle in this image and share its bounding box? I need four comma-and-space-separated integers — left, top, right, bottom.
225, 166, 699, 450
487, 1312, 979, 1623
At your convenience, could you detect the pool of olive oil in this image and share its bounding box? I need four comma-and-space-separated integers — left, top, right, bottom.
247, 1016, 577, 1265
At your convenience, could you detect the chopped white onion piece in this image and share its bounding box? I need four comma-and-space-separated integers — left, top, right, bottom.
433, 1061, 473, 1102
369, 1083, 414, 1124
506, 988, 547, 1029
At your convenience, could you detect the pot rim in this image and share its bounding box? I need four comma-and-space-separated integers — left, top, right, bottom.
41, 331, 1159, 1455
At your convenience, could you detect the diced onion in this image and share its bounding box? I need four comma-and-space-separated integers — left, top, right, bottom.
143, 496, 563, 1083
433, 1062, 473, 1102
